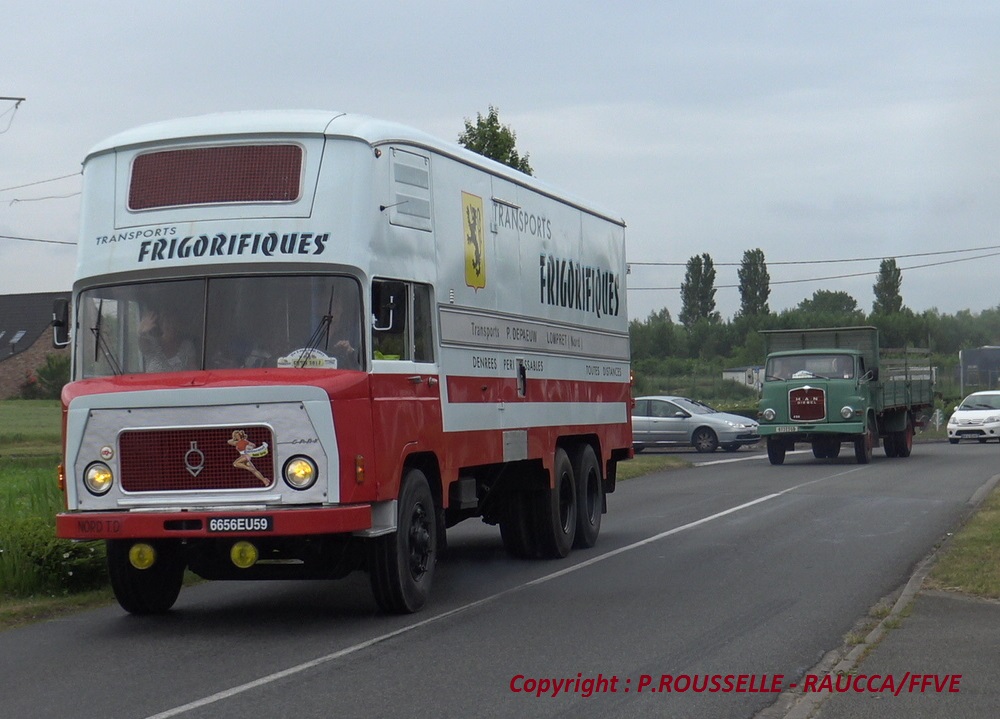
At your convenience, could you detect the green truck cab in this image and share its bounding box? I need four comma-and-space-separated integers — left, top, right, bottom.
757, 327, 933, 465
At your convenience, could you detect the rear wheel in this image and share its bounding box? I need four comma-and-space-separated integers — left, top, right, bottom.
536, 448, 577, 558
766, 438, 786, 465
572, 444, 603, 549
107, 540, 185, 615
721, 443, 740, 452
368, 468, 437, 614
896, 419, 914, 458
948, 438, 959, 445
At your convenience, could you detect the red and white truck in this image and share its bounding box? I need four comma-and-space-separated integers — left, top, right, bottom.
53, 111, 632, 614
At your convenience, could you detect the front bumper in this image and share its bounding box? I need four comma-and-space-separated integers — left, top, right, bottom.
759, 421, 865, 439
56, 504, 372, 540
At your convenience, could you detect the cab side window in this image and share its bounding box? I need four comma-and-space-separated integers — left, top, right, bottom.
372, 279, 434, 362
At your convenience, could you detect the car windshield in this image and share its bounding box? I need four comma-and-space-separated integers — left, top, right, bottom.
958, 394, 1000, 411
77, 275, 362, 378
673, 398, 716, 415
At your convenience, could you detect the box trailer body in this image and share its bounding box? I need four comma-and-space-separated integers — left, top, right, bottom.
756, 326, 932, 465
53, 111, 631, 614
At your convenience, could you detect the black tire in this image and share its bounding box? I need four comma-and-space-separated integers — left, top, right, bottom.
948, 438, 959, 444
692, 427, 719, 453
854, 418, 875, 464
499, 488, 538, 559
828, 442, 841, 458
766, 438, 786, 465
368, 468, 437, 614
633, 444, 645, 454
106, 540, 185, 615
572, 444, 603, 549
721, 443, 740, 452
812, 442, 828, 459
536, 447, 577, 558
883, 434, 899, 458
897, 420, 913, 458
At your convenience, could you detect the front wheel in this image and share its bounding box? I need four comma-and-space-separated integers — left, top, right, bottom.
721, 443, 740, 452
854, 418, 875, 464
692, 427, 719, 453
368, 468, 437, 614
107, 540, 185, 615
766, 438, 786, 465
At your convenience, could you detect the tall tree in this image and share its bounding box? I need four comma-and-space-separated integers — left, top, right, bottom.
872, 258, 903, 315
737, 248, 771, 318
679, 253, 720, 327
457, 106, 533, 175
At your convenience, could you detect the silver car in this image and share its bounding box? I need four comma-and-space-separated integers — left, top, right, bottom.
632, 395, 760, 453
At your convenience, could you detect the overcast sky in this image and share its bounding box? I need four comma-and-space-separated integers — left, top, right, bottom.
3, 0, 998, 322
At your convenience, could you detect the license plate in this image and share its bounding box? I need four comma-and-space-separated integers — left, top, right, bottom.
207, 516, 273, 533
775, 426, 797, 433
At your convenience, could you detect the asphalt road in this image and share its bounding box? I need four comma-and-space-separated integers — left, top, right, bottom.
2, 442, 995, 719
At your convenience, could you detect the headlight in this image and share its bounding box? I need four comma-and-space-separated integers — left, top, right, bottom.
84, 462, 114, 495
762, 408, 776, 421
840, 406, 854, 420
986, 416, 999, 424
283, 456, 318, 490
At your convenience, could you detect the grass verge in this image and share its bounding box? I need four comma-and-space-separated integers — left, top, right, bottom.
926, 484, 1000, 598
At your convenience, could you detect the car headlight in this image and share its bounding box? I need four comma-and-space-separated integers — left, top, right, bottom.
986, 416, 1000, 424
283, 456, 318, 490
761, 408, 776, 421
840, 406, 854, 420
84, 462, 114, 495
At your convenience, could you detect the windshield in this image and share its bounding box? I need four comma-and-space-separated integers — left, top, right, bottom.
673, 398, 716, 415
77, 275, 362, 378
959, 394, 1000, 411
765, 354, 855, 381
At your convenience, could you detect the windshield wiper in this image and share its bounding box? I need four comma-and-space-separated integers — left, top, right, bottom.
296, 288, 336, 368
90, 300, 123, 375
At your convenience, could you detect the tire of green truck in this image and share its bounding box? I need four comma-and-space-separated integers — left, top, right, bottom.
767, 437, 787, 465
854, 418, 875, 464
896, 419, 913, 458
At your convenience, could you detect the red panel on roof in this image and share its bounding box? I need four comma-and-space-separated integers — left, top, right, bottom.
128, 145, 302, 209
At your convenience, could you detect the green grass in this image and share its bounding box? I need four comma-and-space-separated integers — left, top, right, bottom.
0, 399, 62, 456
617, 453, 691, 480
927, 485, 1000, 598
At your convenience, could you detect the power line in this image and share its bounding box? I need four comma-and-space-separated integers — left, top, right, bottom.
628, 250, 1000, 291
0, 172, 81, 193
628, 244, 1000, 268
0, 233, 75, 246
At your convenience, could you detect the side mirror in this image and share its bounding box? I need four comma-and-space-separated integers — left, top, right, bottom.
52, 298, 70, 348
867, 368, 879, 382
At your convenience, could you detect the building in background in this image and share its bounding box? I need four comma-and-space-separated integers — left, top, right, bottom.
0, 291, 70, 399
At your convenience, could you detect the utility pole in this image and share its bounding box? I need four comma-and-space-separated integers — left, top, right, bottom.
0, 97, 26, 105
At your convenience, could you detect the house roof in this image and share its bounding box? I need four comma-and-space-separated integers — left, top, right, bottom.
0, 291, 70, 362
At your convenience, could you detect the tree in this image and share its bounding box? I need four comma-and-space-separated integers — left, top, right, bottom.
872, 258, 903, 315
457, 106, 533, 175
797, 289, 861, 316
679, 253, 720, 327
737, 248, 771, 318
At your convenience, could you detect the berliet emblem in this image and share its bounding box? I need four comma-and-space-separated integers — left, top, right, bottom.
184, 440, 205, 477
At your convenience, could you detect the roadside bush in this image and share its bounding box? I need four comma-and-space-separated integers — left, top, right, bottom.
18, 354, 70, 401
0, 517, 106, 596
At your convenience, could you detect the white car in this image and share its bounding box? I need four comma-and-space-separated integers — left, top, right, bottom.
948, 390, 1000, 444
632, 396, 760, 453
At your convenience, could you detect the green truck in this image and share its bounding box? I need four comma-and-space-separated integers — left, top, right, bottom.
757, 326, 933, 465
